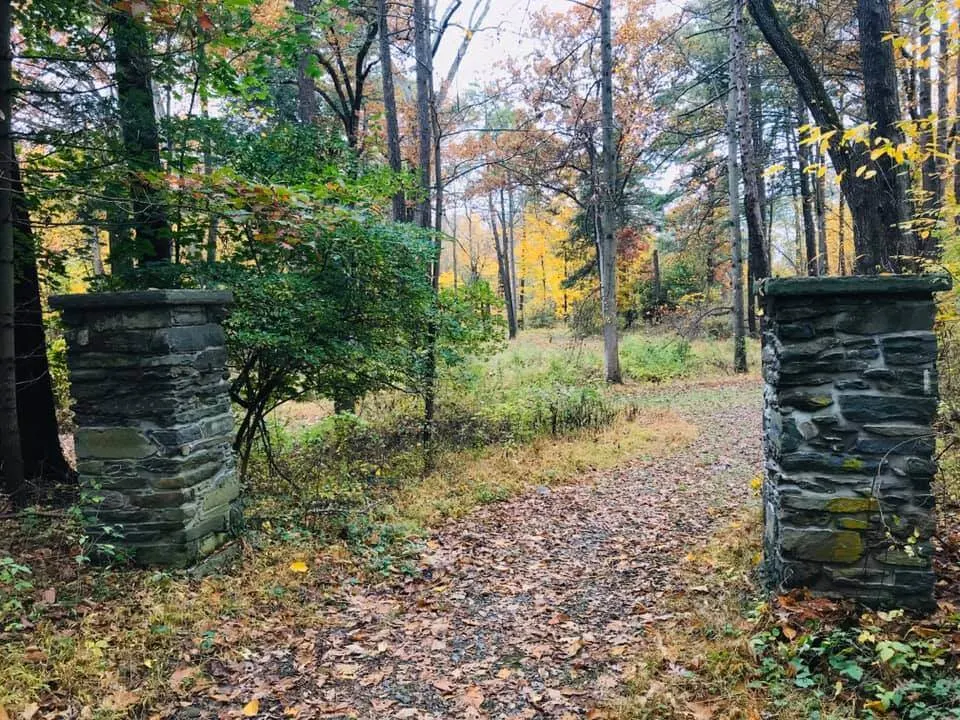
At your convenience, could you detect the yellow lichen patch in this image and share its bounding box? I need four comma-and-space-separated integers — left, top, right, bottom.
825, 497, 880, 514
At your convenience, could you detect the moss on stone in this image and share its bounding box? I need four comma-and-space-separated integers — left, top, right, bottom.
841, 457, 866, 471
826, 497, 880, 513
837, 518, 870, 530
781, 528, 865, 563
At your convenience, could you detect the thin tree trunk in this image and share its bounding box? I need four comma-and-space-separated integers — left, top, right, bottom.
109, 4, 171, 264
838, 192, 847, 276
599, 0, 621, 383
378, 0, 405, 221
726, 74, 748, 374
0, 0, 24, 505
12, 160, 72, 495
451, 203, 458, 291
936, 9, 950, 212
198, 43, 218, 263
414, 0, 431, 231
732, 0, 766, 334
748, 0, 911, 272
294, 0, 318, 124
489, 193, 517, 339
955, 31, 960, 228
795, 100, 819, 276
814, 144, 829, 275
788, 129, 804, 274
651, 248, 662, 309
85, 210, 104, 275
506, 183, 520, 329
857, 0, 916, 262
918, 12, 940, 228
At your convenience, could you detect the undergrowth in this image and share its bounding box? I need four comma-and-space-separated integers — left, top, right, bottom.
608, 511, 960, 720
0, 329, 759, 716
249, 330, 760, 540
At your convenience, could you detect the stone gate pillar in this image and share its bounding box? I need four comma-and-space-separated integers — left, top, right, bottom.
760, 275, 951, 610
51, 290, 240, 567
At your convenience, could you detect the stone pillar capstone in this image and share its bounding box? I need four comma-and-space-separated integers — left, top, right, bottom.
50, 290, 240, 567
760, 275, 951, 610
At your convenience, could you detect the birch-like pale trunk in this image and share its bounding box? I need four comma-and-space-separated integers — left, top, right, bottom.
726, 49, 748, 374
599, 0, 621, 383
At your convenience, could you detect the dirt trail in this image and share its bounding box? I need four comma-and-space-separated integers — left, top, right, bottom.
190, 379, 761, 720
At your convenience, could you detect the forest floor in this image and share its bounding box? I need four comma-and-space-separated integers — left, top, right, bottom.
5, 368, 959, 719
171, 379, 761, 720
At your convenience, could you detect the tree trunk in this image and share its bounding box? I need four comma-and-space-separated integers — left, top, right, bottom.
788, 129, 804, 274
500, 186, 523, 331
599, 0, 621, 384
489, 193, 517, 339
451, 205, 459, 291
955, 32, 960, 230
795, 101, 819, 276
814, 144, 829, 275
748, 0, 911, 273
378, 0, 405, 221
732, 0, 767, 295
726, 73, 748, 374
856, 0, 915, 263
936, 10, 950, 212
838, 192, 847, 276
109, 4, 171, 264
12, 159, 73, 496
413, 0, 437, 440
413, 0, 431, 232
651, 248, 662, 309
294, 0, 318, 125
86, 217, 104, 276
0, 0, 24, 505
918, 12, 940, 231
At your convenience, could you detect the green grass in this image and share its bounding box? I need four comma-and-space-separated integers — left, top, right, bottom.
253, 328, 761, 538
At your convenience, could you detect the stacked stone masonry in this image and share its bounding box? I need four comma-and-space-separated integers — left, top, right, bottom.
760, 275, 951, 610
51, 290, 240, 567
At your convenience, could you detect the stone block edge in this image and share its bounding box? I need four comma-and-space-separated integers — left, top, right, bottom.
757, 274, 952, 299
50, 289, 234, 311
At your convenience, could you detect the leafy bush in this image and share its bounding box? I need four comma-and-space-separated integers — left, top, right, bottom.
526, 300, 559, 329
569, 295, 602, 338
621, 337, 694, 382
750, 609, 960, 719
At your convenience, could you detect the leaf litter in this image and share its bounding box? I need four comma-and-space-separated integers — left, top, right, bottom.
169, 381, 761, 719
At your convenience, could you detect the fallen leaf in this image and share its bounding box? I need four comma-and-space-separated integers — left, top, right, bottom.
242, 699, 260, 717
169, 666, 199, 692
39, 588, 56, 605
20, 703, 39, 720
781, 625, 797, 640
0, 706, 8, 720
687, 701, 714, 720
289, 561, 308, 573
496, 667, 511, 680
432, 678, 454, 693
22, 646, 46, 664
101, 690, 139, 712
461, 686, 484, 709
333, 663, 359, 678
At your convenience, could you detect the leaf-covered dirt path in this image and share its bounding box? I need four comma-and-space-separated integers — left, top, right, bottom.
186, 379, 761, 720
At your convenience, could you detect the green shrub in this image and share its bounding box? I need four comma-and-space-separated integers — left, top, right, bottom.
569, 295, 602, 338
749, 609, 960, 719
621, 337, 694, 382
526, 300, 558, 329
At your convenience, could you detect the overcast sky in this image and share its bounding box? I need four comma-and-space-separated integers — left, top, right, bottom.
433, 0, 678, 94
433, 0, 577, 93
